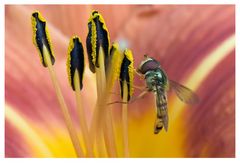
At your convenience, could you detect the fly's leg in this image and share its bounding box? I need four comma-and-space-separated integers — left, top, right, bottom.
108, 67, 149, 105
133, 68, 145, 80
132, 84, 146, 90
129, 89, 149, 103
109, 83, 147, 96
107, 89, 149, 105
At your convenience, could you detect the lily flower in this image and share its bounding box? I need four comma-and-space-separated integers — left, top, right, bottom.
5, 5, 235, 157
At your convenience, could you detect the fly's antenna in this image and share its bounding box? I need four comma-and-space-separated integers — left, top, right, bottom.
144, 54, 149, 58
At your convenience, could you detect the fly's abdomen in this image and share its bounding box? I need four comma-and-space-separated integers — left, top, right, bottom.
154, 87, 168, 134
154, 117, 164, 134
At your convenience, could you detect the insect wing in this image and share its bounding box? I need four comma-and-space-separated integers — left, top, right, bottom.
169, 80, 199, 104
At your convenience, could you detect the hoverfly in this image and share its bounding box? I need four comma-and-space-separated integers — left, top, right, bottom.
137, 55, 199, 134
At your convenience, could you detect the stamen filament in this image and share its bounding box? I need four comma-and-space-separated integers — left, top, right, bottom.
119, 49, 134, 157
95, 129, 107, 157
90, 47, 117, 157
43, 45, 84, 157
103, 107, 117, 157
73, 70, 94, 157
99, 47, 117, 157
122, 81, 129, 157
92, 64, 108, 157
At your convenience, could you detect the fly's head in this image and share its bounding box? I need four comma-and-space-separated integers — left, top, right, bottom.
137, 55, 168, 91
137, 54, 160, 75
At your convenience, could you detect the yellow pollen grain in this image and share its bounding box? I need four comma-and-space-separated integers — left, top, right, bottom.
124, 49, 134, 98
89, 10, 110, 65
91, 21, 97, 66
66, 36, 75, 88
107, 43, 123, 90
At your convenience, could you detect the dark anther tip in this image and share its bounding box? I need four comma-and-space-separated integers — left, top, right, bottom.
73, 37, 79, 43
32, 12, 39, 18
92, 10, 99, 15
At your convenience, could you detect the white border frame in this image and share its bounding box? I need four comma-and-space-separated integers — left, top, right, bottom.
1, 0, 239, 161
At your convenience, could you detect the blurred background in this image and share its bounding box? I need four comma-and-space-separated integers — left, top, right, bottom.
5, 5, 235, 157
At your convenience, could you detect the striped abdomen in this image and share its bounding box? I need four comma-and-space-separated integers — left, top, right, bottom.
154, 87, 168, 134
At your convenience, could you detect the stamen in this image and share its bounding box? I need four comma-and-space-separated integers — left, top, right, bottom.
95, 46, 117, 157
107, 43, 123, 88
31, 11, 55, 67
67, 36, 94, 157
31, 12, 83, 157
87, 10, 117, 157
120, 49, 134, 101
43, 45, 84, 157
74, 70, 94, 157
119, 49, 134, 157
122, 82, 129, 157
86, 10, 110, 72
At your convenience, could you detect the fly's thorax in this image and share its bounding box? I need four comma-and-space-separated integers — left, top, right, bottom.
144, 68, 168, 91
